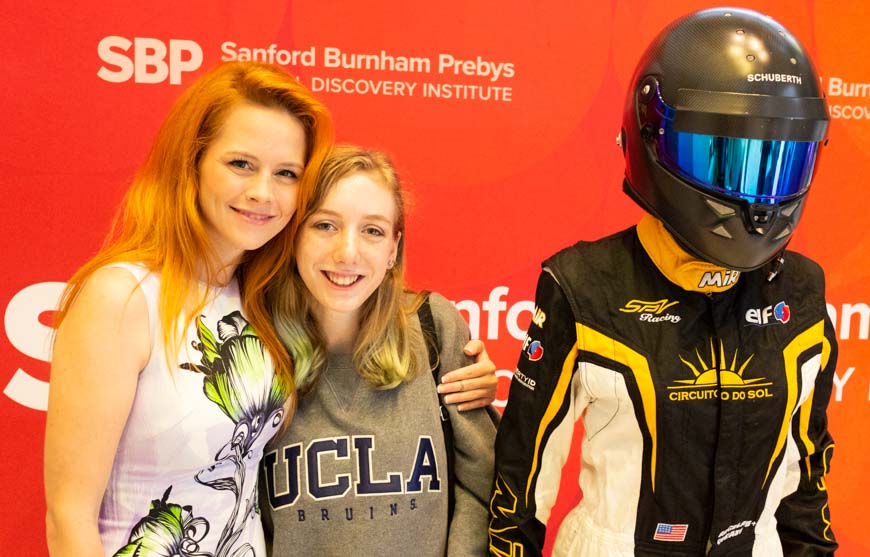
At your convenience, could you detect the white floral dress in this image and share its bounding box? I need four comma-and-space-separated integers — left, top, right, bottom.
97, 264, 290, 557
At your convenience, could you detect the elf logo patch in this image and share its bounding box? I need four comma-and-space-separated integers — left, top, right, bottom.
745, 301, 790, 326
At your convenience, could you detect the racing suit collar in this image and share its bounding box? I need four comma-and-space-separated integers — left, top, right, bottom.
636, 214, 740, 294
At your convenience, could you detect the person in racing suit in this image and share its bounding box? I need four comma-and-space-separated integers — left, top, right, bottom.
489, 8, 836, 557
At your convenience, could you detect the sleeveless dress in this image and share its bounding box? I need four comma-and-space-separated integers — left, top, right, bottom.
97, 264, 291, 557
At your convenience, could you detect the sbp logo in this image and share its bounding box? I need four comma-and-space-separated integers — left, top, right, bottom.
98, 36, 203, 84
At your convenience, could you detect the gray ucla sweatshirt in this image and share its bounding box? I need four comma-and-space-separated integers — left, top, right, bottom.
262, 293, 496, 556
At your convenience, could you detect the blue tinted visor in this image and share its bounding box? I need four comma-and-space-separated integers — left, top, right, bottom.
644, 87, 820, 204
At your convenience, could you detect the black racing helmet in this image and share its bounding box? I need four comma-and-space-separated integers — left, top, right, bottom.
620, 7, 829, 271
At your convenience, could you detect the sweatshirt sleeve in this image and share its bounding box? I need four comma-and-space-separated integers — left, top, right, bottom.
774, 310, 838, 555
487, 269, 583, 557
428, 292, 498, 557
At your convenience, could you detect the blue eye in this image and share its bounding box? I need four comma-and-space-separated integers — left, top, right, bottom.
364, 227, 385, 237
313, 221, 336, 231
277, 169, 299, 180
228, 159, 252, 170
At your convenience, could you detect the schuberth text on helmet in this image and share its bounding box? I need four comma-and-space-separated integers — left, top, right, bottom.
620, 7, 829, 271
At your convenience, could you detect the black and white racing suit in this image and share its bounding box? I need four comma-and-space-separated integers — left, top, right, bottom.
489, 215, 837, 557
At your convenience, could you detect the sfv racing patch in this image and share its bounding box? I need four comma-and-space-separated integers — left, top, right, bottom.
619, 298, 681, 323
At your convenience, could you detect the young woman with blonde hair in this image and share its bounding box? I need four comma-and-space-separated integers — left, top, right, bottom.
263, 145, 496, 556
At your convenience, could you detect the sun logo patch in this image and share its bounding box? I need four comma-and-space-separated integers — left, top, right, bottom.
668, 339, 774, 402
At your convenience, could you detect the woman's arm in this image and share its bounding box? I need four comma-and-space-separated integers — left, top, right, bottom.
437, 339, 498, 411
428, 293, 497, 556
44, 267, 151, 557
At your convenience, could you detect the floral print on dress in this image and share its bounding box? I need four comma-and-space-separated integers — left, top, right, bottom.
114, 311, 290, 557
113, 487, 210, 557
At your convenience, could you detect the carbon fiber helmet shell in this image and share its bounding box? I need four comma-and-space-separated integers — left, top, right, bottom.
621, 7, 829, 271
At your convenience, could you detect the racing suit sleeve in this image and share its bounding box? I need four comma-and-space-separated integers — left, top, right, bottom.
774, 313, 838, 555
488, 269, 584, 557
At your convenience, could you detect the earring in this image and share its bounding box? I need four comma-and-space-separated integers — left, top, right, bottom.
387, 259, 395, 269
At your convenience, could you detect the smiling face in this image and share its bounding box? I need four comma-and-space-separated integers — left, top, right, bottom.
295, 171, 400, 333
198, 102, 307, 272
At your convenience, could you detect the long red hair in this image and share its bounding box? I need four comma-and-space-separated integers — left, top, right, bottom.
55, 61, 334, 392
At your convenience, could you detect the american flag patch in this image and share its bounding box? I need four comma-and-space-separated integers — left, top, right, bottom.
653, 522, 688, 542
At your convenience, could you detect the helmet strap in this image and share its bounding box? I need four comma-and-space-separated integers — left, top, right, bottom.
766, 251, 787, 282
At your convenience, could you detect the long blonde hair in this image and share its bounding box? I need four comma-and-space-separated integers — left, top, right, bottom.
55, 61, 334, 389
272, 145, 422, 397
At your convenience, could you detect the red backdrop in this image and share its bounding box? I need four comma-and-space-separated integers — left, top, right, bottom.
2, 1, 868, 555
